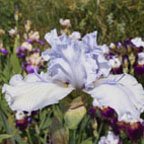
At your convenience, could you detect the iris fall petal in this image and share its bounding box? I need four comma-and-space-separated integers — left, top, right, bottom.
2, 74, 74, 112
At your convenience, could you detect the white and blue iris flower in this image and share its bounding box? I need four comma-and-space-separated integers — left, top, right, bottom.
2, 29, 144, 123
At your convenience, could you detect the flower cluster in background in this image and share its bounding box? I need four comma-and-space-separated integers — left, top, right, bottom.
14, 20, 46, 73
106, 37, 144, 76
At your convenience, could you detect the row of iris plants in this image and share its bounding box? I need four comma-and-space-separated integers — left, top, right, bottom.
1, 12, 144, 144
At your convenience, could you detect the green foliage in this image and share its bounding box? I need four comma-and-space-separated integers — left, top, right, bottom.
0, 0, 15, 29
0, 134, 12, 143
1, 0, 144, 43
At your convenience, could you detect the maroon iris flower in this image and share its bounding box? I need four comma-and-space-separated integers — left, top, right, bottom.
118, 121, 144, 142
16, 117, 32, 130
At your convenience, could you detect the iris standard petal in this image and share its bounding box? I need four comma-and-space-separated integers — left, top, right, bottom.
82, 31, 98, 50
44, 29, 60, 46
43, 30, 111, 89
2, 74, 74, 112
86, 74, 144, 122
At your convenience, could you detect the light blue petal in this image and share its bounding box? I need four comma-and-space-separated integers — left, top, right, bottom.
43, 30, 111, 89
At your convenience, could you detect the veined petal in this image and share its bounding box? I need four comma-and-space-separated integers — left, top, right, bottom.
2, 74, 74, 112
43, 29, 111, 89
86, 74, 144, 122
82, 31, 98, 50
44, 29, 60, 46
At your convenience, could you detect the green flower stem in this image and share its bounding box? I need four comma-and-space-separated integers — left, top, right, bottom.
26, 129, 33, 144
94, 122, 104, 144
35, 124, 41, 144
69, 129, 76, 144
0, 105, 15, 144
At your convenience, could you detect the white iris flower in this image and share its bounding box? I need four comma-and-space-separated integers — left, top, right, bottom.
2, 29, 144, 123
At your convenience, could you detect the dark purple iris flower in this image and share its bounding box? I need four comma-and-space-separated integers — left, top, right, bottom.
134, 65, 144, 75
16, 46, 28, 58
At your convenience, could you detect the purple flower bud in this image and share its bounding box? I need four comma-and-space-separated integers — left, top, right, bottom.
0, 48, 8, 55
23, 63, 39, 74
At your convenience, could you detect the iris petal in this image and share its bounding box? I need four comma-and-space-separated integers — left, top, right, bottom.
43, 30, 111, 89
86, 74, 144, 122
2, 74, 74, 112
